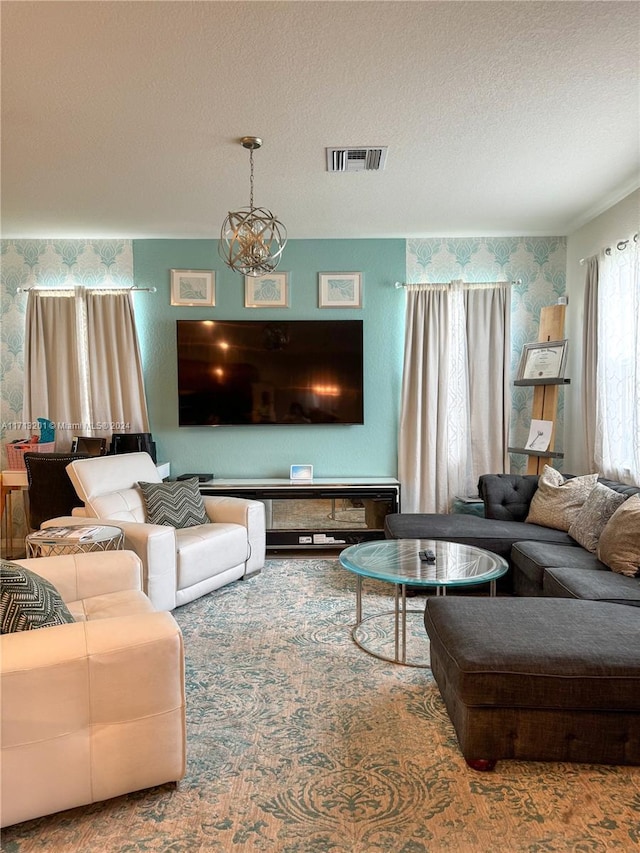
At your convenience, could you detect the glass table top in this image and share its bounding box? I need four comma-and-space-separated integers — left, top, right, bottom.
339, 538, 508, 587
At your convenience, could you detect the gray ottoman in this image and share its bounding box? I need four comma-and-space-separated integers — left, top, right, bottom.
424, 598, 640, 769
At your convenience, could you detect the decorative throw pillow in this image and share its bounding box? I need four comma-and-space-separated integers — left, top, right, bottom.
1, 560, 75, 633
567, 483, 628, 553
597, 494, 640, 577
525, 466, 598, 531
138, 478, 209, 528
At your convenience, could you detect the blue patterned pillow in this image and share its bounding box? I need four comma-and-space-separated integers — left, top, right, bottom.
138, 478, 209, 528
1, 560, 75, 633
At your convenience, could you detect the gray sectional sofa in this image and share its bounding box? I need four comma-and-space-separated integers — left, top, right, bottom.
385, 472, 640, 768
384, 473, 640, 602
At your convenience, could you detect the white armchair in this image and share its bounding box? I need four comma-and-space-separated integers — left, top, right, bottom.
1, 550, 186, 827
55, 452, 266, 611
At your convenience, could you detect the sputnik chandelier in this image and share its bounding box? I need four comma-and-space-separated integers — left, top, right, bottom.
219, 136, 288, 276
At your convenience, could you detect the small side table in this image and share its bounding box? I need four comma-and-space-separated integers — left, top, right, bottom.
26, 524, 124, 558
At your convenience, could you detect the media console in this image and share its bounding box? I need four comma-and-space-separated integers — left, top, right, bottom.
199, 477, 401, 550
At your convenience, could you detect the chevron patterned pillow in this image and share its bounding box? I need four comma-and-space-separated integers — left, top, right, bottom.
138, 478, 209, 528
1, 560, 75, 633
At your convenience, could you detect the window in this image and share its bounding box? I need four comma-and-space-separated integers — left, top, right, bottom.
595, 237, 639, 484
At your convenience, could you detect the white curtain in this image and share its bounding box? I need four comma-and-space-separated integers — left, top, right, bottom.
594, 238, 640, 484
465, 283, 512, 485
582, 256, 599, 472
24, 290, 85, 450
85, 290, 150, 438
399, 280, 511, 513
24, 288, 149, 450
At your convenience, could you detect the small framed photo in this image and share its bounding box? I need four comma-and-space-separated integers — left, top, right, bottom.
244, 273, 289, 308
318, 272, 362, 308
517, 339, 568, 381
290, 464, 313, 481
170, 270, 215, 306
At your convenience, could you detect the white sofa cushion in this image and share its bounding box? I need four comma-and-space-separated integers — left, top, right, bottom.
67, 589, 156, 622
176, 523, 248, 590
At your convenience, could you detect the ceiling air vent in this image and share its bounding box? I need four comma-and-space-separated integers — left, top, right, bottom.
326, 146, 388, 172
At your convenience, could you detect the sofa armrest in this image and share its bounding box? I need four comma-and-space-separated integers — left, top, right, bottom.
13, 551, 143, 602
1, 612, 185, 827
203, 496, 266, 575
43, 516, 178, 611
477, 474, 540, 521
108, 521, 178, 612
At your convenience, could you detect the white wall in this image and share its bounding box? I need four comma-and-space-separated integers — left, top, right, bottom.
564, 189, 640, 473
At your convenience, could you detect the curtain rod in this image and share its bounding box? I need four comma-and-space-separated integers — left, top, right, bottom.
17, 285, 157, 293
579, 232, 638, 265
394, 279, 521, 289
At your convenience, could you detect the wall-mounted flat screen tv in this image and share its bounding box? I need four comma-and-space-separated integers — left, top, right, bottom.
176, 319, 364, 426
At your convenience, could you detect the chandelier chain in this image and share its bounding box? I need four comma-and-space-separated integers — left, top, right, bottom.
249, 148, 254, 209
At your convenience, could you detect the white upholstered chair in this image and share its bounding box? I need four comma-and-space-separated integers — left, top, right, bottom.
54, 452, 266, 611
1, 550, 186, 827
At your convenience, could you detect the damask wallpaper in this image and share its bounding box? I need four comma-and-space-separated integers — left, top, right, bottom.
1, 240, 133, 538
405, 236, 567, 474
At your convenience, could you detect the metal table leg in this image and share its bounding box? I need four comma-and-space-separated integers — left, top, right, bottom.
355, 574, 362, 624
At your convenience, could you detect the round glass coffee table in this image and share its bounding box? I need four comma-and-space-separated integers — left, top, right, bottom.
339, 538, 508, 667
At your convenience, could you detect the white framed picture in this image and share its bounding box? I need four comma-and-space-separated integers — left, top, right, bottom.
516, 339, 568, 381
244, 273, 289, 308
170, 269, 215, 306
318, 272, 362, 308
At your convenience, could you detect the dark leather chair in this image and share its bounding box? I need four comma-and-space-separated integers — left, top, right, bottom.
23, 452, 89, 531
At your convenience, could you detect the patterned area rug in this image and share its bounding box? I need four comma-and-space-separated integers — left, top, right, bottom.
3, 558, 640, 852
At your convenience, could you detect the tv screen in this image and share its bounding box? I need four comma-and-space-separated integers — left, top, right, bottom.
176, 319, 364, 426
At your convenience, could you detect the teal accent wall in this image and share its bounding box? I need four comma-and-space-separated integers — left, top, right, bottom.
133, 239, 406, 478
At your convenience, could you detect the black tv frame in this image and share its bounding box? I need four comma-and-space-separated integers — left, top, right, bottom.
176, 319, 364, 427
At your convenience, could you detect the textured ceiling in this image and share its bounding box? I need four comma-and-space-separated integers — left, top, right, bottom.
2, 1, 639, 239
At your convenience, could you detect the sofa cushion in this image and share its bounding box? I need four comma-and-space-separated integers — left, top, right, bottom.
67, 589, 157, 622
568, 482, 628, 553
511, 540, 603, 590
525, 466, 598, 531
543, 567, 640, 606
384, 513, 573, 561
87, 488, 147, 523
0, 561, 75, 633
176, 523, 248, 589
139, 478, 209, 529
424, 597, 640, 712
597, 495, 640, 578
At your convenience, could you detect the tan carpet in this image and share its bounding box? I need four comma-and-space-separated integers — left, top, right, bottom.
3, 558, 639, 852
